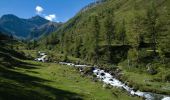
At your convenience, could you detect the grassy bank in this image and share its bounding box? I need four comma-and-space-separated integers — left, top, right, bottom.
119, 65, 170, 95
20, 49, 170, 96
0, 59, 140, 100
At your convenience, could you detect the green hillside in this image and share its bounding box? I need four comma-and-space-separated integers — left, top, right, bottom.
0, 32, 28, 67
43, 0, 170, 64
40, 0, 170, 95
0, 33, 139, 100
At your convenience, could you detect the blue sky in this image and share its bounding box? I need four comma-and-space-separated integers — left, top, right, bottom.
0, 0, 95, 22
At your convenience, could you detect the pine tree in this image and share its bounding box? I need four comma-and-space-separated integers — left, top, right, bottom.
103, 14, 115, 62
33, 40, 37, 49
131, 2, 145, 63
10, 34, 13, 49
63, 33, 70, 56
45, 37, 49, 49
26, 41, 32, 50
90, 15, 100, 63
74, 37, 82, 58
119, 19, 126, 45
145, 1, 159, 55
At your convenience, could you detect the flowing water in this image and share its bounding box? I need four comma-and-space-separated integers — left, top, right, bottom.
93, 68, 170, 100
57, 62, 170, 100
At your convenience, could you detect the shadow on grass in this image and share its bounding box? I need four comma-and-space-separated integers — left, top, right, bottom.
0, 47, 27, 59
0, 46, 83, 100
0, 52, 40, 69
0, 65, 83, 100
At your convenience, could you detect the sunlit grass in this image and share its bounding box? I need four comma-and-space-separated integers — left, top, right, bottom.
0, 60, 141, 100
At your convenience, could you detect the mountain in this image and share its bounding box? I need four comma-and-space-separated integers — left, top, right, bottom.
0, 14, 61, 39
27, 15, 49, 26
0, 31, 10, 41
0, 14, 36, 38
0, 26, 11, 36
28, 22, 63, 40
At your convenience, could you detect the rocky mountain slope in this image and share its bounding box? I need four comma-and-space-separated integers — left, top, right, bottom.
0, 14, 62, 39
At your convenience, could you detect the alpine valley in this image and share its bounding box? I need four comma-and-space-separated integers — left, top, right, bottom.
0, 0, 170, 100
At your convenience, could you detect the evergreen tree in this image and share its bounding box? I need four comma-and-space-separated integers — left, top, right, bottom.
45, 37, 49, 49
103, 14, 115, 62
74, 37, 82, 58
33, 40, 37, 49
119, 19, 126, 45
90, 15, 100, 63
145, 1, 159, 55
10, 34, 14, 49
131, 2, 145, 63
26, 42, 32, 50
60, 33, 65, 54
63, 33, 70, 55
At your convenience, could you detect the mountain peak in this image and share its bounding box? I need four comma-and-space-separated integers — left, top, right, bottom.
1, 14, 18, 17
28, 15, 49, 26
0, 14, 20, 20
30, 15, 45, 20
0, 14, 60, 39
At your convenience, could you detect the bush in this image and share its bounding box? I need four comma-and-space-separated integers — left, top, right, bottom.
147, 66, 157, 75
164, 74, 170, 82
103, 84, 112, 89
82, 67, 94, 75
63, 54, 68, 62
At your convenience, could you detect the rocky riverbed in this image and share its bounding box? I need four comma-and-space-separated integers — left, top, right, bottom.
58, 62, 170, 100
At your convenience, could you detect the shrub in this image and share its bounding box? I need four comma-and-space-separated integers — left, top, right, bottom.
63, 54, 68, 62
147, 66, 157, 75
82, 67, 94, 75
103, 84, 112, 89
164, 74, 170, 82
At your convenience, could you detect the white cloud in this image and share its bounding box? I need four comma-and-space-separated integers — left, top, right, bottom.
36, 6, 44, 14
45, 14, 56, 21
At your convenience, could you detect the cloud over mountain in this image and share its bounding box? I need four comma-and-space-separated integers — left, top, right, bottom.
36, 6, 44, 14
45, 14, 56, 21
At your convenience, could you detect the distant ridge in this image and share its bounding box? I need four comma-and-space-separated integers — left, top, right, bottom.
0, 14, 62, 39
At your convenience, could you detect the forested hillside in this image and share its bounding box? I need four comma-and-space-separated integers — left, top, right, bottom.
45, 0, 170, 65
40, 0, 170, 94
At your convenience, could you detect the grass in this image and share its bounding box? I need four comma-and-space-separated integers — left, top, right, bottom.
0, 60, 141, 100
20, 48, 170, 97
119, 65, 170, 95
